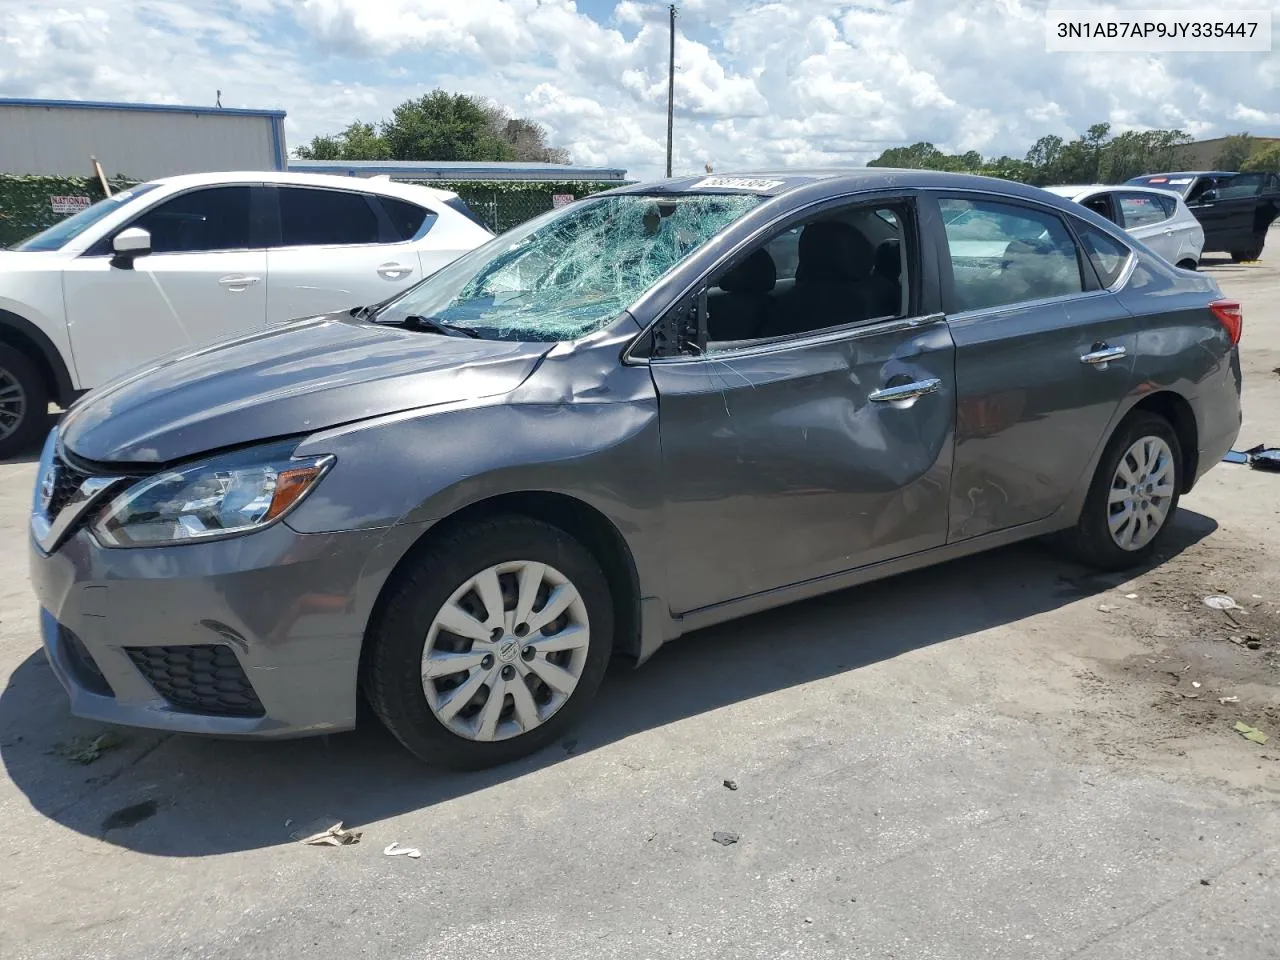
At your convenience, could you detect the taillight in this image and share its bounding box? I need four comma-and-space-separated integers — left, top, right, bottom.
1210, 298, 1242, 345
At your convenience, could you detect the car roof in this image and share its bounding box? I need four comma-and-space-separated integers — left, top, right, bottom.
142, 170, 461, 203
610, 168, 1087, 207
1045, 183, 1185, 201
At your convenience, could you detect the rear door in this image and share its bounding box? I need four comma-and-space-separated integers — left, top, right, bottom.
62, 184, 269, 387
1115, 190, 1180, 262
264, 185, 425, 322
935, 194, 1137, 541
651, 194, 956, 614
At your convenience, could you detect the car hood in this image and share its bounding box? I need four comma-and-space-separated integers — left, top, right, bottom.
60, 314, 552, 464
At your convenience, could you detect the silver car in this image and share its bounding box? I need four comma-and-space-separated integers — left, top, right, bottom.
1043, 183, 1205, 269
29, 170, 1243, 769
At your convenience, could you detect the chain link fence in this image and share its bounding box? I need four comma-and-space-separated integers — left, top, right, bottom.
0, 175, 623, 247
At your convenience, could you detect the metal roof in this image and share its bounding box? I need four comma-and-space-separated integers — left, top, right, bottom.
288, 159, 628, 182
0, 97, 286, 119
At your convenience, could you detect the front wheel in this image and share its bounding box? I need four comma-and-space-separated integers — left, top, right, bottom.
363, 516, 614, 769
1231, 243, 1263, 263
0, 345, 49, 460
1058, 411, 1182, 571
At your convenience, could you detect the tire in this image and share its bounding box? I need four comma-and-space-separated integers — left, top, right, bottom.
0, 344, 49, 460
1176, 259, 1198, 271
1231, 242, 1263, 263
1058, 411, 1183, 571
363, 516, 614, 769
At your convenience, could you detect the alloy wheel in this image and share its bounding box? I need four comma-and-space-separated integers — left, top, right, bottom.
421, 560, 591, 742
1107, 435, 1176, 551
0, 367, 27, 443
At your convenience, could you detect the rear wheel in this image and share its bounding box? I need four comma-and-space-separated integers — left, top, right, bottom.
1231, 240, 1264, 263
0, 345, 48, 460
1059, 411, 1182, 571
363, 516, 613, 769
1176, 259, 1198, 271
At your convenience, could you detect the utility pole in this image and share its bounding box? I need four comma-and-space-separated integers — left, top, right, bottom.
666, 3, 676, 178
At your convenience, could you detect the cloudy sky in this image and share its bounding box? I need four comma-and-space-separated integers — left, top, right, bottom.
1, 0, 1277, 179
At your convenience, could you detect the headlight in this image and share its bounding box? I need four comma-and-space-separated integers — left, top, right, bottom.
91, 441, 333, 547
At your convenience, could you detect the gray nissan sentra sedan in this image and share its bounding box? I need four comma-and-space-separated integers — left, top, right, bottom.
29, 170, 1243, 769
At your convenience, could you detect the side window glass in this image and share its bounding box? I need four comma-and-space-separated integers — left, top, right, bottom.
1081, 195, 1115, 223
1075, 223, 1131, 288
1118, 193, 1168, 228
131, 186, 251, 254
939, 197, 1083, 312
706, 203, 910, 345
1218, 174, 1263, 200
378, 196, 436, 241
1154, 195, 1177, 218
279, 188, 381, 247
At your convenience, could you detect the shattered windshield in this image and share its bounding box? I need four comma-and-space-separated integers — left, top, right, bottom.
374, 192, 764, 341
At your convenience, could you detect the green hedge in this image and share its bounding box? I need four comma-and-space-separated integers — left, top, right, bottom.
0, 175, 138, 247
0, 174, 624, 246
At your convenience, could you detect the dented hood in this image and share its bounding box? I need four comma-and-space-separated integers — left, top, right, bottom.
60, 314, 551, 464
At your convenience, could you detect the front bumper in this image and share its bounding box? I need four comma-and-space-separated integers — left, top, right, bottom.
29, 517, 402, 739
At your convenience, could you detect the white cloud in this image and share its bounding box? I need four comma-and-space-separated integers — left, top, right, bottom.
0, 0, 1276, 180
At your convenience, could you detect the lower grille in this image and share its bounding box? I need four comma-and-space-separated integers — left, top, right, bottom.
60, 625, 114, 697
125, 644, 265, 718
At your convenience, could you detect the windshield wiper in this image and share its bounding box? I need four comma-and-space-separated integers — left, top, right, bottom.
399, 315, 480, 338
351, 304, 375, 321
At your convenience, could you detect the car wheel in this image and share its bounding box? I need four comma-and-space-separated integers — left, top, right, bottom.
1231, 242, 1263, 263
0, 345, 49, 459
1176, 259, 1198, 271
363, 516, 614, 769
1059, 411, 1182, 571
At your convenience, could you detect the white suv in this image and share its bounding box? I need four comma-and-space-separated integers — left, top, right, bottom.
0, 171, 494, 456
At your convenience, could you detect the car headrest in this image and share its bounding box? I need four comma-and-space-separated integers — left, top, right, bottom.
796, 220, 874, 283
718, 247, 777, 295
874, 239, 901, 281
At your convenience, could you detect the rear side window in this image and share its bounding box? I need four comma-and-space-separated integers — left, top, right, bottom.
1117, 193, 1169, 228
378, 196, 435, 241
132, 186, 252, 254
1075, 224, 1131, 287
939, 197, 1084, 311
279, 187, 381, 247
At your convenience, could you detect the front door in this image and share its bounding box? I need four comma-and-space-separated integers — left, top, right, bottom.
1186, 176, 1248, 253
651, 196, 956, 614
62, 185, 268, 387
935, 195, 1137, 540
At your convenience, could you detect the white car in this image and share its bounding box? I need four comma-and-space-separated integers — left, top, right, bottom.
0, 171, 493, 456
1043, 184, 1204, 270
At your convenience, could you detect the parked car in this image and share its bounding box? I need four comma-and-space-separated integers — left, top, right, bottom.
1127, 170, 1280, 262
0, 171, 493, 456
29, 169, 1243, 769
1042, 184, 1204, 268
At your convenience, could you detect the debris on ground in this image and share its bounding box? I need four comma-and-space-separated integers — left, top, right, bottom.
1244, 445, 1280, 472
1204, 595, 1239, 611
1125, 593, 1139, 600
382, 842, 421, 859
51, 732, 122, 765
1234, 722, 1270, 745
1200, 878, 1212, 886
723, 779, 738, 791
712, 831, 740, 846
1098, 603, 1119, 613
1219, 696, 1240, 705
1246, 637, 1263, 650
291, 817, 363, 846
100, 799, 158, 832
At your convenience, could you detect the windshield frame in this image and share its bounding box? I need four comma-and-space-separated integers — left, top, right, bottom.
10, 182, 162, 252
370, 190, 770, 344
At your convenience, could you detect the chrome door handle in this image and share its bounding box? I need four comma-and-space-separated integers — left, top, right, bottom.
869, 378, 942, 403
218, 275, 260, 290
1080, 345, 1127, 365
377, 262, 412, 280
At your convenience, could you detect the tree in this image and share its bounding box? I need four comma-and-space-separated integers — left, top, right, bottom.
291, 90, 572, 164
1215, 133, 1255, 171
1241, 142, 1280, 172
382, 91, 515, 162
294, 121, 390, 161
867, 141, 946, 168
